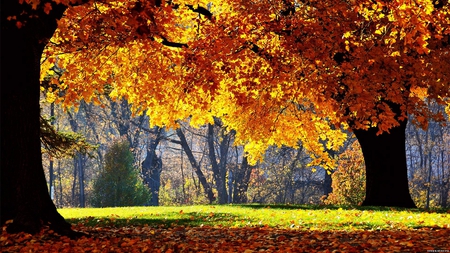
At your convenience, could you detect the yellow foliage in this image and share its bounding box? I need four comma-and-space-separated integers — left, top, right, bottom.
39, 0, 450, 167
45, 92, 57, 103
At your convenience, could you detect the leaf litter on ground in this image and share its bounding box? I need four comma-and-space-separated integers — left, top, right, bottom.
2, 205, 449, 252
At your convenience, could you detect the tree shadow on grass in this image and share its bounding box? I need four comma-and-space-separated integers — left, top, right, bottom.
67, 211, 253, 229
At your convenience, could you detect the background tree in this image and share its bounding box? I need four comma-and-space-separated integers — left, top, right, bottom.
406, 103, 450, 208
324, 140, 366, 206
39, 80, 450, 208
248, 146, 325, 204
141, 126, 164, 206
207, 118, 234, 204
231, 150, 254, 204
158, 125, 213, 205
176, 125, 216, 203
91, 139, 150, 207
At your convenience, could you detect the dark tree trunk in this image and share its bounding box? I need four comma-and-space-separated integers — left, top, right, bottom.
1, 1, 81, 236
144, 155, 162, 206
57, 161, 64, 207
323, 172, 333, 197
440, 150, 449, 208
441, 179, 449, 208
142, 128, 163, 206
353, 119, 416, 208
323, 149, 336, 197
207, 123, 232, 204
71, 156, 79, 205
78, 154, 86, 207
232, 156, 253, 203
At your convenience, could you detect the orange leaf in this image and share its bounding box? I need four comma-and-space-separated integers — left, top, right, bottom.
43, 3, 52, 15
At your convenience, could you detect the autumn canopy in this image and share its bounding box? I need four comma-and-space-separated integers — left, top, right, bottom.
41, 0, 450, 164
1, 0, 449, 235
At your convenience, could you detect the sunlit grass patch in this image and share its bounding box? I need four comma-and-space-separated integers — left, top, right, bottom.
59, 204, 450, 231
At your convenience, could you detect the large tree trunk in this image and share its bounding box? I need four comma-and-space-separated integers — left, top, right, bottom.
1, 1, 81, 236
353, 119, 416, 208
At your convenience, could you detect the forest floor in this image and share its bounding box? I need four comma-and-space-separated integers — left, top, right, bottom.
2, 205, 449, 252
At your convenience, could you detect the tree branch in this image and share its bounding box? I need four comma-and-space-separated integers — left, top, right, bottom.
161, 36, 188, 48
185, 4, 213, 20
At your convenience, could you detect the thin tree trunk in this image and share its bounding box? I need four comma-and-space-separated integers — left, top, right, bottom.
57, 161, 63, 208
228, 170, 233, 203
180, 149, 187, 202
176, 128, 215, 203
439, 150, 449, 207
49, 161, 55, 200
78, 154, 85, 208
426, 151, 433, 209
72, 156, 78, 206
353, 119, 416, 208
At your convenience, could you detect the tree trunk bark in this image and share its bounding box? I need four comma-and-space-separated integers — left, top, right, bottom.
233, 156, 253, 203
48, 103, 55, 199
142, 129, 162, 206
1, 1, 82, 236
353, 119, 416, 208
207, 123, 231, 204
439, 150, 449, 208
71, 156, 79, 205
323, 149, 336, 197
323, 172, 333, 197
78, 154, 85, 208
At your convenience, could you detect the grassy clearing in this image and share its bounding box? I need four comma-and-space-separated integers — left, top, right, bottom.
59, 204, 450, 231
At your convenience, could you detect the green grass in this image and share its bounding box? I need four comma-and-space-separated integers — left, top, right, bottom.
59, 204, 450, 231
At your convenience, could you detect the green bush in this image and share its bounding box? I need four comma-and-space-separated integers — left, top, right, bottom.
91, 139, 150, 207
